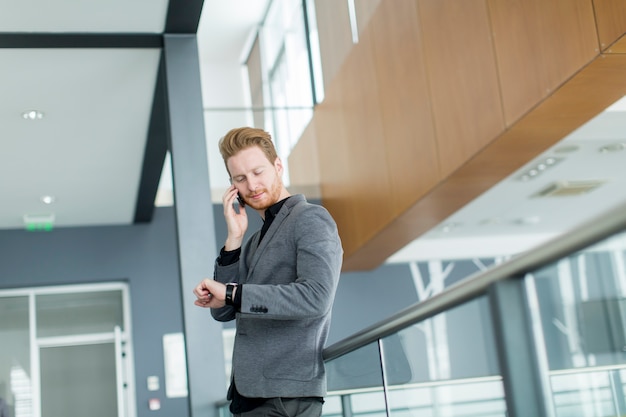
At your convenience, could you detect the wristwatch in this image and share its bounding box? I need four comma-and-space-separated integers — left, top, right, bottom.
225, 283, 237, 306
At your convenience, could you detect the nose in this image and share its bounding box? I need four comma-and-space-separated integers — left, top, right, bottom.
245, 180, 258, 194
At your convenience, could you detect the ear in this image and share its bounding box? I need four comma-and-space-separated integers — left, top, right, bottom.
274, 157, 284, 176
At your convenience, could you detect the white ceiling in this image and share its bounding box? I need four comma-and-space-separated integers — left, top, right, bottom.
0, 0, 167, 230
1, 0, 625, 265
388, 104, 626, 262
0, 0, 169, 33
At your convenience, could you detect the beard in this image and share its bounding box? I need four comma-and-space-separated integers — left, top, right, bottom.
244, 176, 283, 211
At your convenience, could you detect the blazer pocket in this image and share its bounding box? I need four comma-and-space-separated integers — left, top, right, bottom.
262, 322, 318, 381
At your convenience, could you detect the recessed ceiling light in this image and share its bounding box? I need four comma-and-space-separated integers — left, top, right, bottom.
513, 216, 541, 226
480, 217, 503, 225
439, 222, 462, 233
22, 110, 44, 120
553, 145, 579, 154
517, 157, 564, 181
599, 143, 626, 153
41, 195, 56, 204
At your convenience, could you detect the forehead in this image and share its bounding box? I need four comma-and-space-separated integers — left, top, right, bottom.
227, 146, 272, 174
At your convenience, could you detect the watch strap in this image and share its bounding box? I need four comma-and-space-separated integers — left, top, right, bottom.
225, 283, 236, 306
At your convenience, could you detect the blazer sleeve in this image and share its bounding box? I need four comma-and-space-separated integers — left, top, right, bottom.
210, 259, 239, 322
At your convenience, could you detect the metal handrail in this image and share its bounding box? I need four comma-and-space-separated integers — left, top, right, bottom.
323, 201, 626, 361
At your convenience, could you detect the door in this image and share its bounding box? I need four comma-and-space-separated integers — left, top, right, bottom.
39, 340, 120, 417
36, 288, 131, 417
0, 284, 134, 417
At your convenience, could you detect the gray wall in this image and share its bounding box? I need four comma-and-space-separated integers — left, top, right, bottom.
0, 206, 191, 417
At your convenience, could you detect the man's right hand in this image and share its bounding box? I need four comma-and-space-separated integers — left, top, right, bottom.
223, 185, 248, 250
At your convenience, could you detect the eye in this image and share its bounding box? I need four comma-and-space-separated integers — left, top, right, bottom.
233, 176, 247, 184
253, 169, 264, 176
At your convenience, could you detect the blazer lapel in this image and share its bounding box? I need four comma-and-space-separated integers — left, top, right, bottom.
246, 197, 297, 277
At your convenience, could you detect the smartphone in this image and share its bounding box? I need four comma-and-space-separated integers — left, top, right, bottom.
236, 192, 245, 207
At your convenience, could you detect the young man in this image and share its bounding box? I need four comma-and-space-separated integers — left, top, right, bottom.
193, 127, 343, 416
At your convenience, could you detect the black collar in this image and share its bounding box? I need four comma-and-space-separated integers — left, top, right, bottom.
264, 196, 289, 223
259, 196, 290, 244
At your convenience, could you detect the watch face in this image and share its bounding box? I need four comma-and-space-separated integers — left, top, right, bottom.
226, 283, 236, 305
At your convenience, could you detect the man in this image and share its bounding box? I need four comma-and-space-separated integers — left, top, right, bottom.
193, 127, 343, 416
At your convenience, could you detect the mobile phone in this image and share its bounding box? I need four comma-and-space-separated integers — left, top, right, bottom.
236, 192, 245, 207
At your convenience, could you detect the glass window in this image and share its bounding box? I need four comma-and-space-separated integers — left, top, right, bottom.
526, 230, 626, 416
381, 298, 506, 416
36, 290, 124, 338
244, 0, 324, 184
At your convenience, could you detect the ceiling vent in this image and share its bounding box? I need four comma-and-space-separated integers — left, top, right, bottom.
533, 180, 606, 198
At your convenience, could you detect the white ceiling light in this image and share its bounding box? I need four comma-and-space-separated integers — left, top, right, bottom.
480, 217, 503, 225
21, 110, 44, 120
517, 157, 563, 181
599, 143, 626, 153
41, 195, 56, 204
553, 145, 579, 154
439, 222, 462, 233
513, 216, 541, 225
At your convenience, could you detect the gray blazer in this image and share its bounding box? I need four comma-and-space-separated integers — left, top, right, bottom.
211, 194, 343, 399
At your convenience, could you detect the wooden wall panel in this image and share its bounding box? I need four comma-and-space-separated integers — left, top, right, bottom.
370, 0, 440, 212
314, 0, 354, 91
342, 54, 626, 270
592, 0, 626, 50
418, 0, 505, 177
287, 120, 320, 187
313, 90, 360, 253
355, 0, 383, 37
488, 0, 598, 125
336, 29, 395, 247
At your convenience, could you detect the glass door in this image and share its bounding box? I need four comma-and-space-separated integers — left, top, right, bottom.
39, 340, 119, 417
0, 283, 134, 417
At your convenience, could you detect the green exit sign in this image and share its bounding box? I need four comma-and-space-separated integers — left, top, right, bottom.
25, 222, 54, 232
23, 214, 55, 232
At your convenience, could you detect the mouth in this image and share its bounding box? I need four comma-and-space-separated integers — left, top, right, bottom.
249, 191, 265, 201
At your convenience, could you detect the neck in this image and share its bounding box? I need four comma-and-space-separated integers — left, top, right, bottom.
256, 188, 291, 219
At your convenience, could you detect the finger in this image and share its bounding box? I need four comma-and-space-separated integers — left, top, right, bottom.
194, 300, 210, 308
193, 284, 207, 297
223, 185, 237, 200
222, 190, 239, 215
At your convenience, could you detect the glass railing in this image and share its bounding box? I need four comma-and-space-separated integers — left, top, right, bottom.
322, 201, 626, 417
